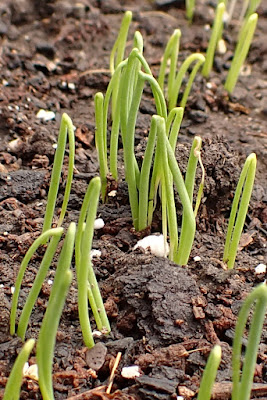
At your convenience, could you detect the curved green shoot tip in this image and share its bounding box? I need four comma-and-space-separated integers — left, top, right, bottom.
223, 153, 256, 269
158, 29, 181, 97
37, 223, 75, 400
202, 2, 225, 78
224, 13, 258, 93
42, 113, 75, 235
110, 10, 132, 75
10, 227, 64, 337
168, 53, 205, 111
3, 338, 35, 400
197, 345, 221, 400
232, 282, 267, 400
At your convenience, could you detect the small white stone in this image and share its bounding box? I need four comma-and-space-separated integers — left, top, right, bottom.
2, 79, 9, 86
11, 286, 15, 294
36, 109, 56, 121
47, 279, 53, 285
92, 330, 103, 337
90, 249, 102, 259
108, 190, 117, 197
68, 82, 76, 90
52, 143, 57, 149
134, 234, 169, 258
0, 284, 4, 288
94, 218, 105, 230
23, 363, 39, 381
255, 264, 266, 274
217, 39, 227, 54
206, 82, 213, 89
193, 256, 201, 262
121, 365, 141, 379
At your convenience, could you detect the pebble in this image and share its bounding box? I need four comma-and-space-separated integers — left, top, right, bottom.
94, 218, 105, 230
85, 342, 107, 371
134, 234, 169, 258
255, 264, 266, 274
121, 365, 141, 379
36, 109, 56, 121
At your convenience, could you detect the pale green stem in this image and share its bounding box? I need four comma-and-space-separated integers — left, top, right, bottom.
197, 345, 222, 400
37, 222, 75, 400
224, 13, 258, 93
168, 53, 205, 111
185, 136, 202, 204
202, 2, 225, 78
186, 0, 195, 21
10, 228, 63, 336
42, 113, 75, 234
232, 283, 267, 400
158, 29, 181, 99
3, 339, 35, 400
110, 11, 132, 120
17, 232, 63, 341
95, 92, 109, 200
165, 136, 196, 265
166, 107, 184, 150
223, 153, 256, 269
157, 116, 179, 260
138, 116, 157, 231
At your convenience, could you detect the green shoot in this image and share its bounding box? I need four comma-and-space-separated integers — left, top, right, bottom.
42, 113, 75, 234
110, 11, 132, 120
186, 0, 195, 22
37, 223, 75, 400
158, 29, 181, 101
232, 282, 267, 400
158, 30, 205, 110
75, 177, 110, 349
224, 13, 258, 93
110, 11, 132, 75
197, 345, 222, 400
16, 232, 63, 341
168, 53, 205, 111
95, 92, 109, 201
223, 153, 256, 269
185, 136, 205, 217
156, 117, 196, 265
3, 338, 35, 400
165, 132, 196, 265
10, 227, 64, 337
202, 2, 226, 78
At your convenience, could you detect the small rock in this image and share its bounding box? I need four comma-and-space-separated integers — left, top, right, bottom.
86, 342, 107, 371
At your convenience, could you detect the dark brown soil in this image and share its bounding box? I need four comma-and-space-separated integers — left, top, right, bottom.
0, 1, 266, 399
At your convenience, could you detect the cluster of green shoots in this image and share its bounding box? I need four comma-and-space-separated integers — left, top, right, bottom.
6, 114, 110, 400
4, 8, 263, 400
95, 11, 257, 269
186, 0, 259, 93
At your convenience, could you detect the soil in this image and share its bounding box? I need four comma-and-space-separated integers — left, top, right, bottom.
0, 0, 266, 399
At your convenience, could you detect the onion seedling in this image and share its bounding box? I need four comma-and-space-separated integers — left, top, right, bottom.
37, 223, 75, 400
75, 177, 110, 348
186, 0, 195, 22
156, 117, 197, 265
224, 13, 258, 93
3, 338, 35, 400
232, 282, 267, 400
223, 153, 256, 269
42, 113, 75, 234
167, 53, 205, 111
10, 227, 64, 337
202, 2, 225, 78
197, 345, 221, 400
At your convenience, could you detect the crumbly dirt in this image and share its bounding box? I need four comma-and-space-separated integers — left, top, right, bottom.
0, 0, 266, 399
